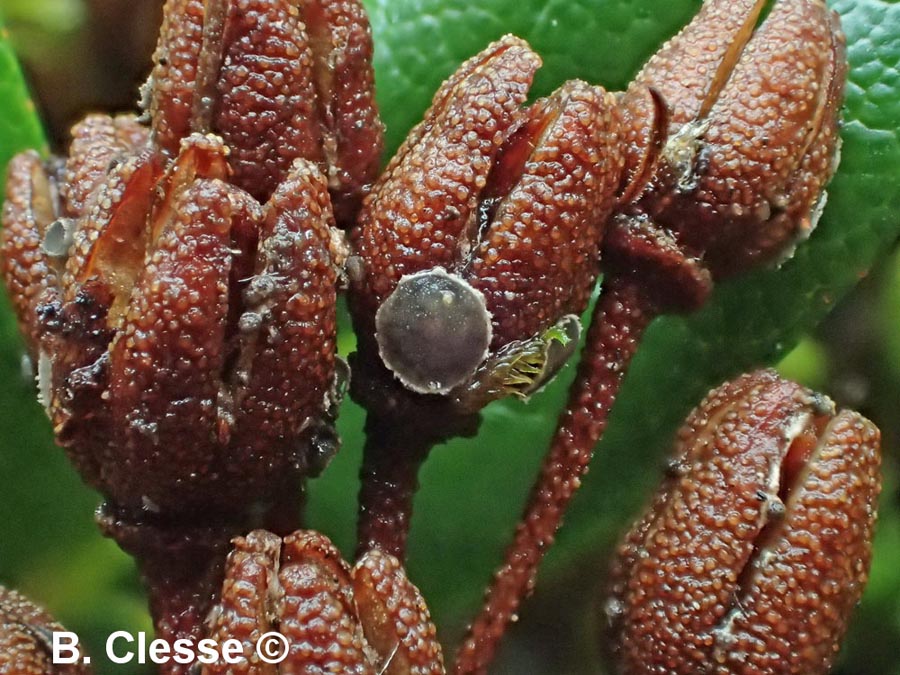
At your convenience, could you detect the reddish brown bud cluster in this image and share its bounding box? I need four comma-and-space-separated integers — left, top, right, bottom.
349, 34, 626, 562
0, 585, 90, 675
145, 0, 383, 221
457, 1, 852, 671
2, 0, 384, 665
351, 35, 624, 403
0, 1, 868, 674
612, 0, 846, 290
0, 0, 388, 526
604, 370, 881, 675
204, 530, 444, 674
2, 128, 344, 522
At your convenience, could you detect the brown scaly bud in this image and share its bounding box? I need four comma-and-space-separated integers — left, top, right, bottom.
2, 129, 345, 520
1, 123, 346, 669
0, 585, 91, 674
351, 35, 624, 403
604, 370, 881, 675
348, 35, 625, 560
144, 0, 383, 223
455, 2, 848, 672
202, 530, 444, 674
614, 0, 846, 286
2, 0, 376, 658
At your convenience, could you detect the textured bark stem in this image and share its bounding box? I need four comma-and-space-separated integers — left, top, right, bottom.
453, 277, 659, 674
97, 475, 304, 674
143, 556, 224, 675
98, 510, 231, 675
356, 413, 433, 561
350, 336, 482, 562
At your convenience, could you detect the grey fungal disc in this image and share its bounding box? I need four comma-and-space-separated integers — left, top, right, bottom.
375, 268, 492, 395
41, 218, 75, 259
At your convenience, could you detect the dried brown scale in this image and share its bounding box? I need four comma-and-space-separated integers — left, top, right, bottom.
107, 178, 233, 510
604, 370, 881, 675
277, 532, 374, 675
213, 0, 322, 200
725, 412, 880, 674
60, 114, 150, 219
353, 549, 445, 675
300, 0, 384, 225
226, 161, 341, 472
41, 143, 161, 446
468, 81, 623, 346
203, 530, 284, 675
29, 147, 167, 483
147, 0, 204, 151
630, 0, 767, 131
616, 86, 667, 207
40, 283, 116, 486
0, 585, 91, 675
60, 149, 166, 310
146, 0, 383, 217
458, 1, 847, 670
202, 530, 444, 674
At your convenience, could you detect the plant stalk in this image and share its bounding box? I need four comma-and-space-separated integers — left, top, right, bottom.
453, 276, 659, 674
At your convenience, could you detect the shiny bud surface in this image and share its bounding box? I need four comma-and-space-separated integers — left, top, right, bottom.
145, 0, 383, 219
605, 370, 881, 675
0, 585, 90, 675
351, 35, 624, 404
1, 128, 344, 520
617, 0, 846, 280
203, 530, 444, 674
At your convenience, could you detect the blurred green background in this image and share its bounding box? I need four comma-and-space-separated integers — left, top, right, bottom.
0, 0, 897, 673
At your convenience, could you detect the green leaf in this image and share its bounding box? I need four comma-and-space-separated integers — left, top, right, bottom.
880, 248, 900, 381
308, 0, 900, 654
0, 12, 46, 179
0, 12, 88, 578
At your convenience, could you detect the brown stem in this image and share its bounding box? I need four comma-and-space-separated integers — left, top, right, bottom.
142, 558, 223, 674
261, 472, 308, 537
97, 475, 304, 674
350, 344, 482, 561
356, 413, 433, 560
98, 508, 231, 675
452, 276, 659, 674
354, 401, 481, 561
